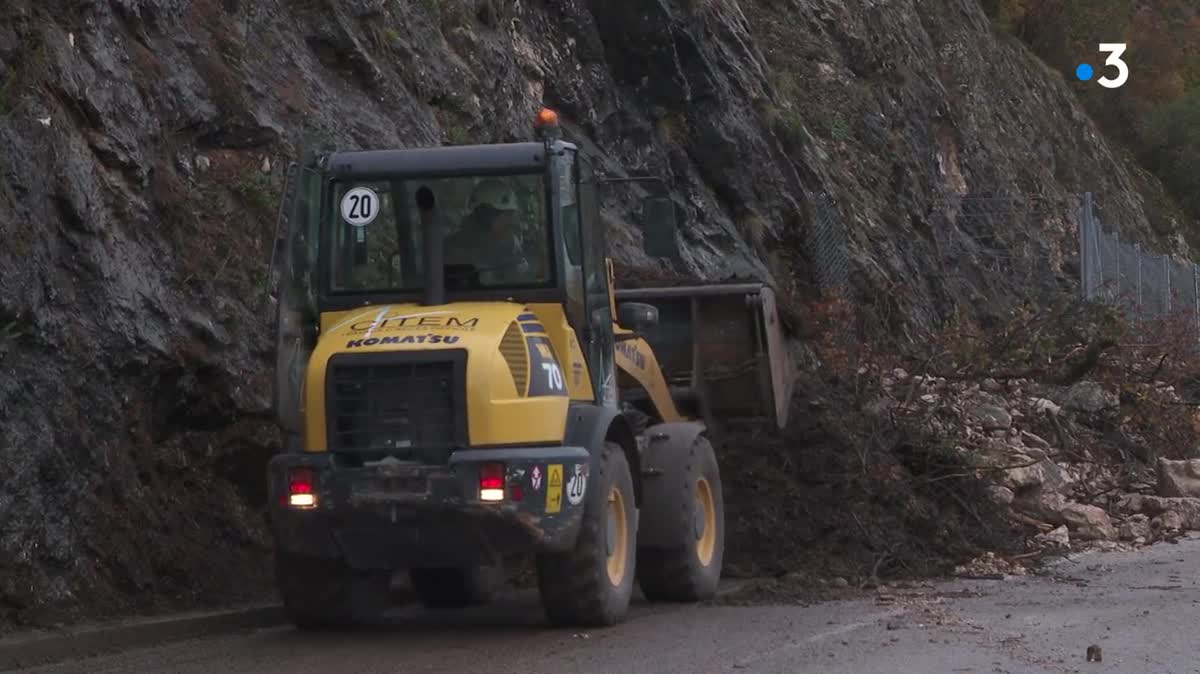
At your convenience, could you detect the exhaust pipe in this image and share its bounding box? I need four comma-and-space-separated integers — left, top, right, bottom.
416, 187, 445, 307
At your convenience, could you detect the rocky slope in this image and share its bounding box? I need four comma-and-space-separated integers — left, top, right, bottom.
0, 0, 1184, 625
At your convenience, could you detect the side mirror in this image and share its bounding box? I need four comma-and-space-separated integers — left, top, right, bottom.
641, 196, 680, 259
617, 302, 659, 332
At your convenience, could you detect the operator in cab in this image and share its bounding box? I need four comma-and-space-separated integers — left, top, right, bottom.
446, 179, 546, 285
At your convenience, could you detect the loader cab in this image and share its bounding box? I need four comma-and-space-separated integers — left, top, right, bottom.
271, 113, 679, 433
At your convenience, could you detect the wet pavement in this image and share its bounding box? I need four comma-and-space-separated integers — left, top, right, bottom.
25, 535, 1200, 673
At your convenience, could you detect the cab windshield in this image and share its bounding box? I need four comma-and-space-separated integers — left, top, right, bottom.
326, 173, 551, 294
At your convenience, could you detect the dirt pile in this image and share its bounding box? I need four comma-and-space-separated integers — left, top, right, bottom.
716, 298, 1200, 587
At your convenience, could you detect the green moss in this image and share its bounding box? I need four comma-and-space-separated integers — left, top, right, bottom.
768, 105, 806, 147
827, 115, 852, 142
0, 66, 17, 116
232, 171, 278, 214
445, 124, 473, 145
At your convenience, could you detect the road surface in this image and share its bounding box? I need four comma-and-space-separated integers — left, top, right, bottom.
23, 535, 1200, 673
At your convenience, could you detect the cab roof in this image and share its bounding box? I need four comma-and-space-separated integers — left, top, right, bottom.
325, 142, 549, 179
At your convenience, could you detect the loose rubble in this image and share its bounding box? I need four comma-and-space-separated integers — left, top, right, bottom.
869, 370, 1200, 556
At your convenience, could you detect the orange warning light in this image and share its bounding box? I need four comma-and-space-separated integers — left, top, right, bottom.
535, 107, 559, 128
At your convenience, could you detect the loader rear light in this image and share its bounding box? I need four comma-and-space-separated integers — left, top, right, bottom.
479, 462, 505, 502
287, 467, 317, 509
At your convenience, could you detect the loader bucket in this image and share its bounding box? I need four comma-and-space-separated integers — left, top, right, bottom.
614, 283, 795, 429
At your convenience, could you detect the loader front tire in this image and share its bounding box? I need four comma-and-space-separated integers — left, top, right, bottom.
275, 552, 388, 630
536, 441, 637, 627
636, 434, 725, 602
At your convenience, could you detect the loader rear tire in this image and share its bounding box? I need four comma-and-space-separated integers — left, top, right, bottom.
409, 565, 501, 609
536, 441, 637, 627
275, 552, 388, 630
636, 434, 725, 602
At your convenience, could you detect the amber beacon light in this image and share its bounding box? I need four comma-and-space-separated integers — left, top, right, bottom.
535, 107, 559, 128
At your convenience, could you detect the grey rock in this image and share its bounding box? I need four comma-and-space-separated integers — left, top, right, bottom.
1153, 511, 1185, 532
1156, 458, 1200, 498
972, 404, 1012, 431
987, 485, 1015, 506
1063, 381, 1118, 414
1028, 493, 1117, 541
1118, 514, 1152, 541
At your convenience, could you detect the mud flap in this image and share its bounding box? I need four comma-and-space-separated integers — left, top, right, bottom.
614, 283, 795, 429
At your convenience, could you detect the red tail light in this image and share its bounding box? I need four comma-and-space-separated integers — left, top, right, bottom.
287, 467, 317, 508
479, 462, 505, 502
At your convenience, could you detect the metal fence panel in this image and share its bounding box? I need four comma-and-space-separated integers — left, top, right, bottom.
1078, 193, 1199, 336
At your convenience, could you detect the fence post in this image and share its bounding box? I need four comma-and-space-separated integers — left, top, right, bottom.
1193, 263, 1199, 336
1092, 211, 1104, 293
1165, 254, 1172, 314
1136, 243, 1142, 314
1114, 230, 1120, 301
1080, 192, 1092, 299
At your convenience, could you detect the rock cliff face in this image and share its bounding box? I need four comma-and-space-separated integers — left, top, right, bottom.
0, 0, 1180, 624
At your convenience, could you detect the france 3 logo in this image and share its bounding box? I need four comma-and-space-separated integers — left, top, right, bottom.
1075, 44, 1129, 89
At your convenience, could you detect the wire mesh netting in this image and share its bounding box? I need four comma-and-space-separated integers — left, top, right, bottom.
805, 191, 850, 295
1080, 195, 1200, 341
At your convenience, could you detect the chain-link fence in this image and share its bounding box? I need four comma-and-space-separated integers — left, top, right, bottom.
1080, 194, 1200, 324
805, 190, 850, 295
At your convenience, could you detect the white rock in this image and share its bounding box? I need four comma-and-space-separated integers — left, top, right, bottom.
1033, 398, 1061, 416
1037, 525, 1070, 548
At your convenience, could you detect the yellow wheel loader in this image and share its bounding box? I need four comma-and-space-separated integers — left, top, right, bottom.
265, 108, 795, 628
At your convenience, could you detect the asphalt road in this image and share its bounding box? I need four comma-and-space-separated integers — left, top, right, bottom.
25, 535, 1200, 674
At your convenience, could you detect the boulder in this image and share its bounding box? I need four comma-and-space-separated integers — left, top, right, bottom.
1117, 495, 1200, 529
972, 404, 1012, 431
1002, 460, 1044, 492
1063, 381, 1118, 414
1062, 503, 1118, 541
1153, 511, 1185, 533
1156, 458, 1200, 497
1026, 493, 1117, 541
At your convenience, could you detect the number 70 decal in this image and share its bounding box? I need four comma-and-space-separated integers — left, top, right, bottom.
1077, 44, 1128, 89
542, 362, 564, 391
